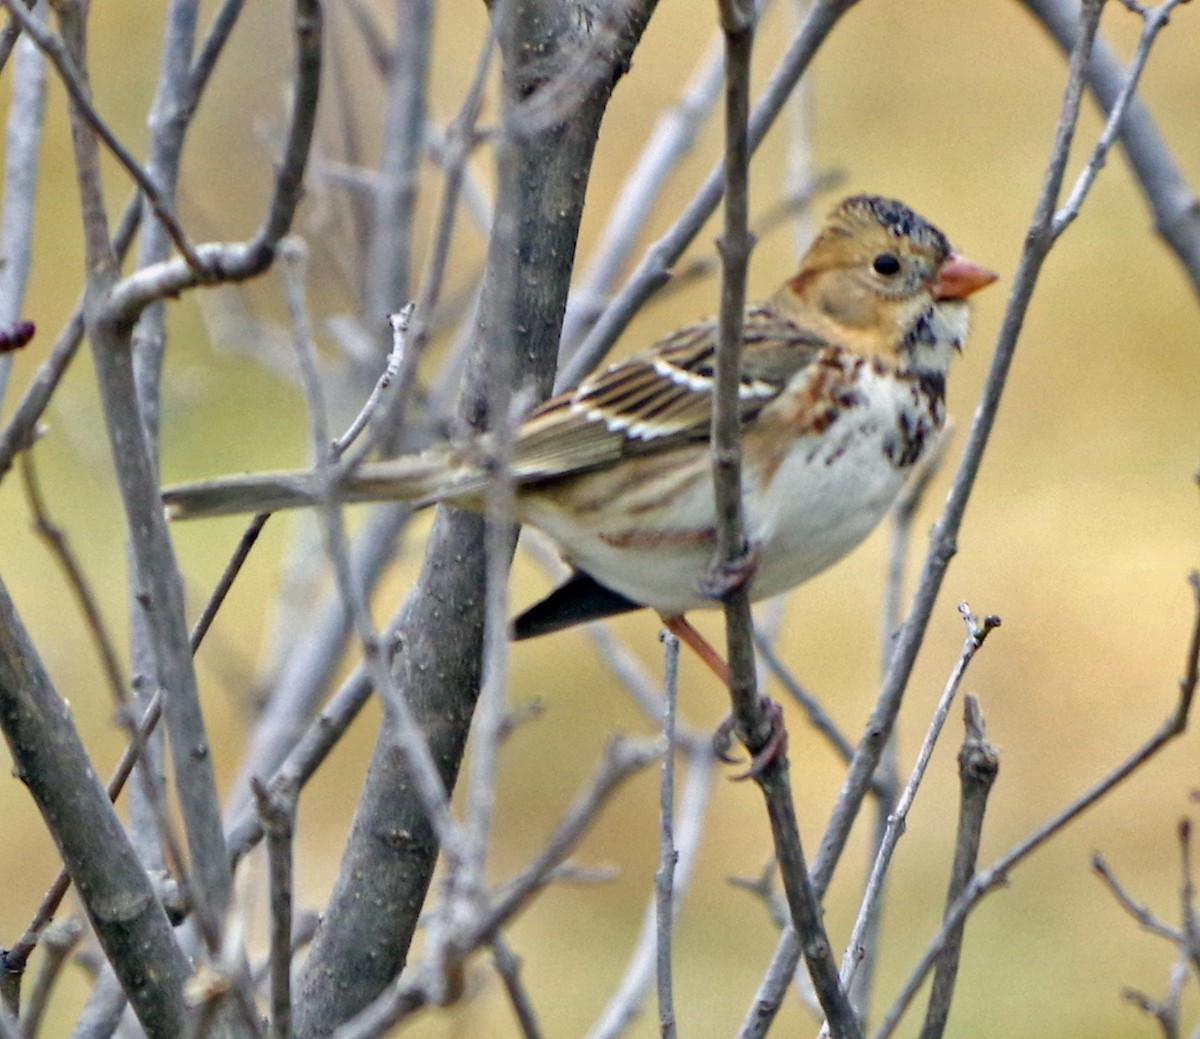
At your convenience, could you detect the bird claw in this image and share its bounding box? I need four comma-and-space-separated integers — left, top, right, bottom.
701, 545, 760, 601
712, 715, 742, 764
712, 698, 788, 781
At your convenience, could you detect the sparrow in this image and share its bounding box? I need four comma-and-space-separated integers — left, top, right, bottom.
164, 195, 996, 642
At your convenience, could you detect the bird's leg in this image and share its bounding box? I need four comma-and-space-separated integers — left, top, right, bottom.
663, 615, 730, 685
662, 614, 788, 780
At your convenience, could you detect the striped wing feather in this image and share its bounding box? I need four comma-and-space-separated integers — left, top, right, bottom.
510, 304, 827, 484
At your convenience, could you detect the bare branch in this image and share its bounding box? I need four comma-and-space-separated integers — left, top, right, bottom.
1178, 819, 1200, 981
491, 939, 544, 1039
252, 777, 298, 1039
1050, 0, 1192, 237
871, 571, 1200, 1039
1093, 854, 1186, 945
656, 633, 680, 1039
710, 2, 858, 1035
558, 0, 858, 391
0, 0, 204, 272
19, 451, 127, 709
1023, 0, 1200, 296
329, 736, 662, 1039
831, 610, 998, 1022
0, 27, 46, 409
280, 240, 462, 855
918, 695, 1000, 1039
187, 0, 249, 103
331, 305, 413, 456
711, 0, 764, 754
18, 918, 83, 1039
0, 580, 193, 1039
106, 0, 323, 322
585, 741, 718, 1039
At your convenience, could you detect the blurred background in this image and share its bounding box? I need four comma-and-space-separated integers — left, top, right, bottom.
0, 1, 1197, 1035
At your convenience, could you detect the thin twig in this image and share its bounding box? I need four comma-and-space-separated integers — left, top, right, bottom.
0, 23, 46, 410
1178, 819, 1200, 981
1093, 854, 1186, 945
280, 240, 462, 858
105, 0, 322, 321
186, 0, 249, 104
0, 0, 204, 272
871, 571, 1200, 1039
854, 428, 952, 1017
830, 609, 999, 1023
1023, 0, 1200, 296
331, 305, 413, 456
711, 0, 765, 778
1049, 0, 1191, 238
491, 939, 544, 1039
712, 1, 860, 1035
739, 2, 1152, 1030
331, 737, 663, 1039
656, 632, 680, 1039
18, 918, 83, 1039
558, 0, 858, 391
918, 695, 1000, 1039
251, 777, 297, 1039
19, 451, 128, 709
585, 742, 719, 1039
342, 0, 390, 75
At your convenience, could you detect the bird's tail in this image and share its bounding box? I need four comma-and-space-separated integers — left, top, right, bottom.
163, 448, 487, 520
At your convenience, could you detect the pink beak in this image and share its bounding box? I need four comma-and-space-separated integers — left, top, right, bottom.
934, 254, 998, 301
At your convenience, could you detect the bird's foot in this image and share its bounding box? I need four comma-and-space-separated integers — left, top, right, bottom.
700, 545, 759, 601
713, 697, 788, 781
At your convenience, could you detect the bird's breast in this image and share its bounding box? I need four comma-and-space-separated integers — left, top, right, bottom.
742, 356, 944, 599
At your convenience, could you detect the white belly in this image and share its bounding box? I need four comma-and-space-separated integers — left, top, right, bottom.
519, 366, 938, 616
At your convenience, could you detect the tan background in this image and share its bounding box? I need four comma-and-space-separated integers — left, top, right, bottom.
1, 1, 1198, 1035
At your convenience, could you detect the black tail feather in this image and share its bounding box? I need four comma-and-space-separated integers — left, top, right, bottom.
511, 571, 642, 640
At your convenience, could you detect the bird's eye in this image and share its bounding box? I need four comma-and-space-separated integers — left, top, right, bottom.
872, 253, 901, 276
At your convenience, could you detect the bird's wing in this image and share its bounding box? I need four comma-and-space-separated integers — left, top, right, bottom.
163, 307, 829, 519
510, 304, 828, 483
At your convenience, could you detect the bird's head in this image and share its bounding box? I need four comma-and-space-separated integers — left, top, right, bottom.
779, 194, 997, 368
